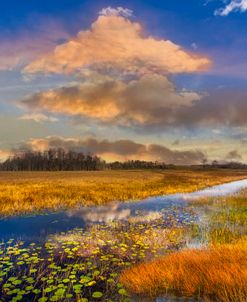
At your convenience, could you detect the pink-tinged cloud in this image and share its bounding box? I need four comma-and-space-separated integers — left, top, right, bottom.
0, 18, 69, 70
26, 136, 206, 165
20, 74, 201, 126
24, 15, 211, 75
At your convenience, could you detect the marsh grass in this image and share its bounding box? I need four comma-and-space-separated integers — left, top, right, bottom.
193, 189, 247, 244
120, 240, 247, 302
120, 188, 247, 301
1, 169, 247, 301
0, 169, 246, 217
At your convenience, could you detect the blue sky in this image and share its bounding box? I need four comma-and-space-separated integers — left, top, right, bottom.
0, 0, 246, 164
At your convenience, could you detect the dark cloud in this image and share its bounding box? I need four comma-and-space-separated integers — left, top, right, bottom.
26, 136, 206, 165
20, 75, 247, 132
225, 150, 243, 161
172, 140, 180, 146
175, 90, 247, 128
20, 74, 201, 129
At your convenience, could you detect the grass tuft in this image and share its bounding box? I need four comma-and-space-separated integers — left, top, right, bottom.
120, 240, 247, 301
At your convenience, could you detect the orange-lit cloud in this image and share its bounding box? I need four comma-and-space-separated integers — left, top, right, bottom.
24, 15, 210, 75
26, 136, 206, 165
20, 74, 201, 127
0, 150, 13, 162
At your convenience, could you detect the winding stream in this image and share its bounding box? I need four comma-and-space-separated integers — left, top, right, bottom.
1, 178, 247, 242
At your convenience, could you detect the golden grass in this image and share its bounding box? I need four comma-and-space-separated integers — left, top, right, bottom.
120, 239, 247, 301
119, 188, 247, 301
0, 169, 246, 216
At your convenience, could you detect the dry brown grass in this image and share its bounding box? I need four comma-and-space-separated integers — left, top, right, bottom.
0, 169, 246, 216
120, 239, 247, 301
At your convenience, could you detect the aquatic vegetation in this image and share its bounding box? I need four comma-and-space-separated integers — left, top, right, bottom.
0, 169, 246, 217
0, 211, 192, 301
120, 240, 247, 302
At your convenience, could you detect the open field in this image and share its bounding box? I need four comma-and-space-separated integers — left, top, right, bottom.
0, 169, 247, 216
0, 170, 247, 301
120, 188, 247, 302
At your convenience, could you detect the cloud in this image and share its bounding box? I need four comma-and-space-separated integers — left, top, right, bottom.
0, 150, 13, 162
20, 74, 201, 128
68, 204, 131, 223
0, 17, 69, 70
98, 6, 133, 18
172, 140, 180, 146
20, 73, 247, 131
19, 113, 58, 123
191, 42, 198, 50
215, 0, 247, 16
225, 150, 242, 160
25, 136, 206, 165
23, 14, 210, 75
18, 11, 211, 133
174, 90, 247, 128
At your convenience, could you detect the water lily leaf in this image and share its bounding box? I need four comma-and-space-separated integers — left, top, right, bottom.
92, 291, 103, 298
118, 288, 128, 296
38, 298, 48, 302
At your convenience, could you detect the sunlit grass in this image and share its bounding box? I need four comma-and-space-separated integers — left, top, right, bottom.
120, 188, 247, 301
120, 239, 247, 302
1, 169, 247, 301
0, 169, 246, 217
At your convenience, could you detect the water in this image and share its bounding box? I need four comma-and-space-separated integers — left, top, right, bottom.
1, 179, 247, 242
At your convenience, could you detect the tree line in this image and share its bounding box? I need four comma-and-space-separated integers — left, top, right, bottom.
0, 149, 167, 171
0, 149, 246, 171
0, 149, 105, 171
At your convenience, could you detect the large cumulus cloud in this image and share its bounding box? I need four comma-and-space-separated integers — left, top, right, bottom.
18, 11, 214, 131
20, 75, 247, 130
23, 14, 210, 75
20, 73, 201, 128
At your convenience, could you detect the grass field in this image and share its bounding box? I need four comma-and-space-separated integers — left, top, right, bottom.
0, 168, 247, 217
120, 188, 247, 302
0, 169, 247, 301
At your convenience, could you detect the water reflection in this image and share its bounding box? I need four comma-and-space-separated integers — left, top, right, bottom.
1, 179, 247, 242
67, 203, 131, 223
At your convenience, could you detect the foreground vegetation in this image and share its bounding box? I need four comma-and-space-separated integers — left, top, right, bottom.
120, 240, 247, 301
0, 170, 247, 301
120, 189, 247, 301
0, 207, 194, 301
0, 169, 247, 217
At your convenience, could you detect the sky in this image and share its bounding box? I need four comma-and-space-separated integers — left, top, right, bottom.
0, 0, 247, 164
